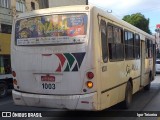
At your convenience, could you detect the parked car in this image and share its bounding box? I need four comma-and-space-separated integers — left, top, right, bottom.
156, 59, 160, 73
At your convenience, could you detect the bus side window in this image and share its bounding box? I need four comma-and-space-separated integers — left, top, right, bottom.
125, 31, 134, 59
147, 39, 153, 58
145, 39, 150, 58
108, 25, 124, 61
134, 34, 140, 59
108, 25, 116, 60
100, 20, 108, 63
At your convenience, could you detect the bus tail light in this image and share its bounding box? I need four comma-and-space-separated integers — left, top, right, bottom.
86, 81, 93, 88
86, 72, 94, 79
12, 71, 16, 77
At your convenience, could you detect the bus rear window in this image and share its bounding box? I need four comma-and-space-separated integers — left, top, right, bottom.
15, 13, 88, 45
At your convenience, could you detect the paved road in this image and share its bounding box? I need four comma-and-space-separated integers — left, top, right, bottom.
1, 74, 160, 120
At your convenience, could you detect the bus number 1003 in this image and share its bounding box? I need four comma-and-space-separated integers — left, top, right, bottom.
42, 83, 55, 89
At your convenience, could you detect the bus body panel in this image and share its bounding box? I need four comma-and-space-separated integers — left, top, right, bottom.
12, 47, 89, 95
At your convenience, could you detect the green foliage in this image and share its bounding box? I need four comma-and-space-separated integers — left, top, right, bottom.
122, 13, 151, 34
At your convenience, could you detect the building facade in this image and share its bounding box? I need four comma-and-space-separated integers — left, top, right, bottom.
0, 0, 39, 73
0, 0, 39, 55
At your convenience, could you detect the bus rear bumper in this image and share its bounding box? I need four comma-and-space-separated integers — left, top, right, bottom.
12, 90, 98, 111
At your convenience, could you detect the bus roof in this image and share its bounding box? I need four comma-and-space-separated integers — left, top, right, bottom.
92, 7, 155, 42
15, 5, 92, 19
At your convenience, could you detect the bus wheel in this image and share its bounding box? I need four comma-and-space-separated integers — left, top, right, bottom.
122, 81, 133, 109
144, 74, 152, 90
0, 83, 7, 98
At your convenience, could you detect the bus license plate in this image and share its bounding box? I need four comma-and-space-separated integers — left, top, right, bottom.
41, 76, 55, 82
42, 83, 55, 89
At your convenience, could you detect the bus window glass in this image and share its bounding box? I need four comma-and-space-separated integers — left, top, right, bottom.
145, 39, 151, 58
100, 20, 108, 63
135, 34, 140, 46
125, 31, 128, 44
125, 31, 134, 59
107, 26, 113, 43
134, 34, 140, 59
114, 27, 119, 43
148, 40, 153, 58
109, 44, 116, 60
15, 13, 88, 45
128, 32, 134, 45
114, 27, 121, 43
118, 28, 122, 43
108, 25, 124, 61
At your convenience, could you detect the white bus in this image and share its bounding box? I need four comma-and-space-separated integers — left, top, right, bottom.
11, 5, 156, 111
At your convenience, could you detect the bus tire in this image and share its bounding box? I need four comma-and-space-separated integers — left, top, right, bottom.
144, 73, 152, 91
122, 81, 133, 109
0, 83, 7, 98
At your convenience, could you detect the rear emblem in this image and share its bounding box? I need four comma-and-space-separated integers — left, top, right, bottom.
55, 52, 86, 72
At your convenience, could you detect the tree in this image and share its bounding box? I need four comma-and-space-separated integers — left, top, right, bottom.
122, 13, 151, 34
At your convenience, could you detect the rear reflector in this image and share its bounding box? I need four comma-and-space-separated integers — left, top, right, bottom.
81, 101, 89, 104
42, 54, 52, 56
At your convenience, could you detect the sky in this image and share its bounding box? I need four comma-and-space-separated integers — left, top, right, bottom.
88, 0, 160, 34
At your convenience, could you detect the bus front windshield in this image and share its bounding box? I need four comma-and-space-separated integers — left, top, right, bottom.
15, 13, 88, 45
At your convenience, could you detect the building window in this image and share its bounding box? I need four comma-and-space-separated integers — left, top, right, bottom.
38, 0, 48, 9
1, 24, 12, 34
16, 0, 25, 12
31, 2, 35, 10
0, 0, 10, 8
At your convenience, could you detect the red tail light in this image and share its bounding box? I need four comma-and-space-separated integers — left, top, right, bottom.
87, 72, 94, 79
